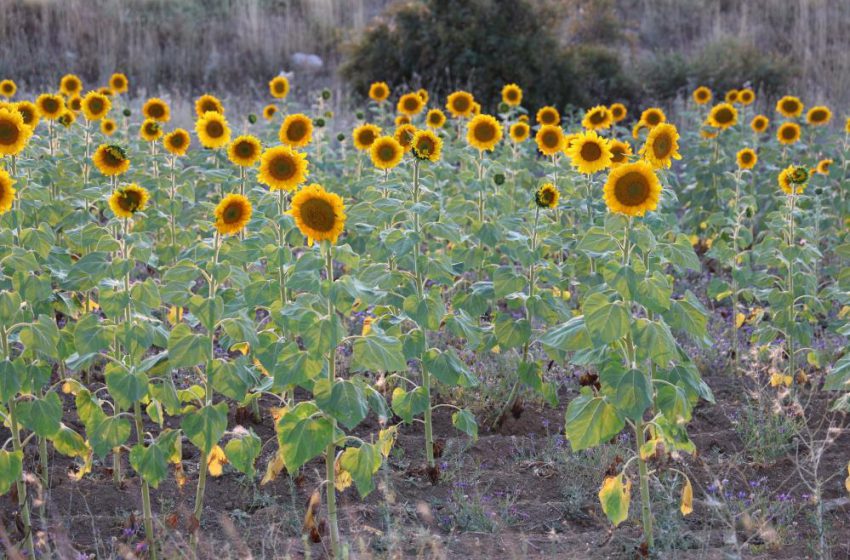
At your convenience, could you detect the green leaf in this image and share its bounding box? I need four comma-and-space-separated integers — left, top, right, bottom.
16, 392, 63, 437
391, 386, 428, 423
105, 366, 149, 409
633, 319, 678, 366
423, 348, 478, 387
339, 443, 382, 497
598, 474, 631, 527
351, 335, 407, 372
90, 415, 132, 458
657, 384, 692, 422
20, 314, 60, 360
129, 443, 169, 488
664, 234, 701, 271
189, 294, 224, 333
315, 378, 369, 430
0, 450, 23, 495
224, 430, 262, 477
451, 409, 478, 440
601, 366, 652, 421
583, 292, 629, 346
181, 402, 228, 455
539, 316, 591, 353
168, 323, 211, 368
565, 392, 625, 451
277, 402, 334, 471
0, 360, 22, 402
210, 359, 252, 402
73, 313, 113, 356
824, 353, 850, 391
51, 424, 88, 457
494, 314, 531, 349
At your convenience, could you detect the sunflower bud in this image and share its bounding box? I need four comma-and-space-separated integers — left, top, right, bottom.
315, 118, 326, 128
493, 173, 505, 185
336, 133, 345, 142
248, 113, 258, 124
123, 108, 131, 117
355, 111, 365, 120
321, 89, 332, 100
498, 102, 509, 113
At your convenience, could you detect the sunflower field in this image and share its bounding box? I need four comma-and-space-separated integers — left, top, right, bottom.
0, 72, 849, 559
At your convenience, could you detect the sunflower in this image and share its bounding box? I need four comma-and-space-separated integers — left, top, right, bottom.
603, 161, 662, 217
509, 122, 530, 143
639, 107, 666, 127
563, 133, 579, 153
279, 113, 313, 148
608, 139, 633, 167
706, 103, 738, 130
471, 102, 482, 116
99, 87, 114, 97
700, 128, 719, 140
109, 73, 129, 94
567, 130, 612, 174
108, 184, 149, 218
535, 124, 565, 156
640, 123, 681, 169
215, 193, 253, 235
196, 111, 231, 149
58, 110, 76, 128
776, 96, 804, 118
412, 129, 443, 162
501, 84, 523, 107
67, 95, 82, 113
738, 88, 755, 105
394, 124, 417, 152
142, 98, 170, 122
536, 106, 560, 126
0, 107, 33, 156
14, 101, 38, 129
140, 118, 163, 142
352, 123, 381, 151
582, 105, 613, 131
0, 80, 16, 98
815, 158, 832, 175
369, 82, 390, 103
195, 94, 224, 118
59, 74, 82, 96
289, 183, 346, 245
269, 76, 290, 99
751, 114, 769, 134
36, 93, 65, 120
417, 88, 429, 104
806, 105, 832, 126
0, 168, 16, 214
609, 103, 627, 122
846, 118, 850, 135
397, 93, 424, 116
724, 89, 739, 104
426, 108, 446, 129
778, 165, 807, 195
692, 86, 712, 105
263, 104, 278, 120
535, 183, 560, 209
446, 91, 475, 118
100, 118, 117, 136
395, 115, 411, 126
163, 129, 191, 156
369, 136, 404, 170
777, 122, 801, 145
81, 91, 111, 121
228, 135, 262, 167
467, 114, 503, 151
258, 145, 309, 191
93, 144, 130, 176
736, 148, 757, 170
632, 122, 648, 139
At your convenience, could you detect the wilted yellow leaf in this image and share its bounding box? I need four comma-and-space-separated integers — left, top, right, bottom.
598, 474, 631, 527
735, 313, 746, 329
261, 450, 286, 485
680, 477, 693, 516
378, 426, 398, 458
207, 445, 228, 477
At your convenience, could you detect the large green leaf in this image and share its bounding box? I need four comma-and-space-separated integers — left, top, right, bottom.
129, 443, 169, 488
583, 292, 629, 346
0, 450, 23, 495
105, 366, 149, 409
224, 430, 262, 477
168, 323, 211, 368
598, 474, 631, 527
351, 334, 407, 372
277, 403, 334, 472
494, 314, 531, 349
90, 415, 132, 458
73, 313, 113, 356
391, 386, 429, 423
339, 443, 382, 497
16, 392, 63, 437
601, 366, 652, 421
181, 402, 228, 455
315, 378, 369, 430
565, 391, 625, 451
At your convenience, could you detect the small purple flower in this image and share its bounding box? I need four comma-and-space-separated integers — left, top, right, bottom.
122, 526, 136, 538
135, 543, 148, 554
737, 490, 748, 500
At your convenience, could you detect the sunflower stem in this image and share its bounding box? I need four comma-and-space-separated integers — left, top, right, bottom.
323, 243, 342, 556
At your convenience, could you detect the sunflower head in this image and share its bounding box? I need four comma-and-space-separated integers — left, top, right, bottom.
0, 107, 33, 156
567, 130, 613, 174
582, 105, 613, 131
692, 86, 712, 105
534, 183, 560, 209
608, 139, 633, 167
81, 91, 112, 121
394, 124, 417, 152
706, 103, 738, 130
394, 115, 411, 126
142, 98, 170, 122
501, 84, 523, 107
279, 113, 314, 148
609, 103, 627, 122
778, 165, 808, 195
36, 93, 65, 120
100, 118, 117, 136
58, 110, 76, 128
426, 108, 446, 129
815, 158, 832, 175
195, 111, 231, 149
467, 114, 503, 151
195, 94, 224, 118
603, 161, 662, 217
14, 102, 38, 129
258, 145, 309, 191
416, 88, 429, 103
0, 168, 16, 214
446, 91, 475, 118
509, 122, 530, 143
776, 96, 804, 118
109, 73, 129, 94
109, 184, 149, 219
369, 136, 404, 170
751, 115, 769, 134
738, 88, 755, 105
639, 107, 667, 127
67, 95, 82, 113
724, 89, 739, 104
412, 129, 443, 162
269, 76, 290, 99
228, 135, 263, 167
806, 105, 832, 126
639, 123, 681, 169
140, 118, 163, 142
536, 106, 560, 126
93, 144, 130, 176
289, 183, 346, 245
352, 123, 382, 151
535, 124, 565, 156
59, 74, 83, 96
163, 129, 191, 156
397, 93, 424, 116
215, 193, 253, 235
263, 104, 278, 120
0, 80, 17, 98
369, 82, 390, 103
777, 122, 801, 145
736, 148, 757, 170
